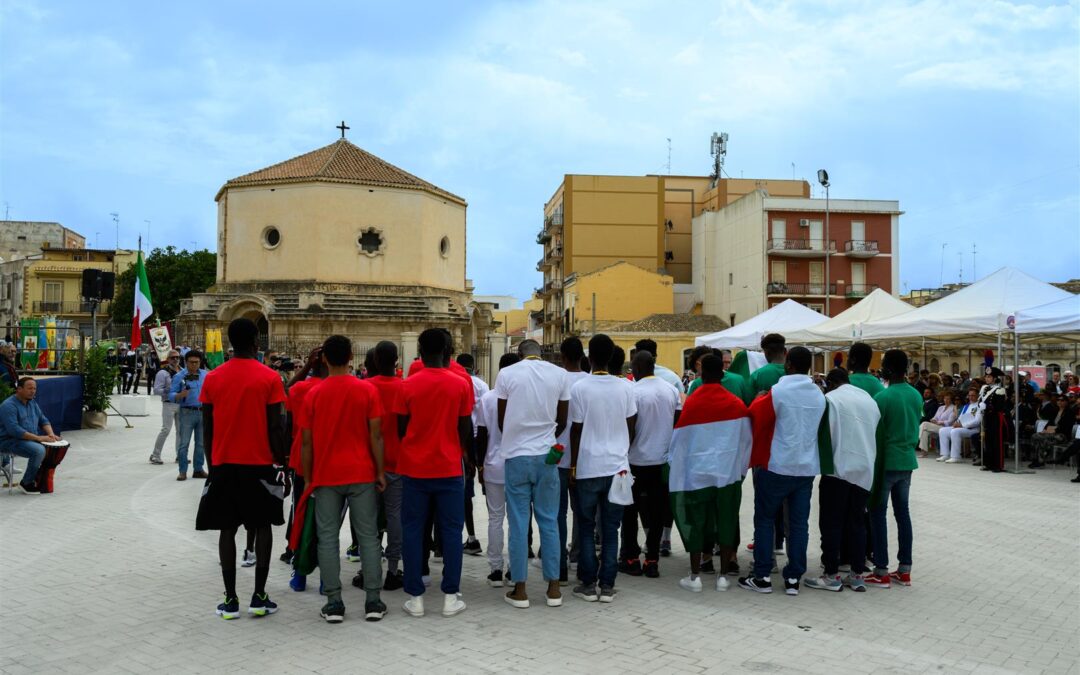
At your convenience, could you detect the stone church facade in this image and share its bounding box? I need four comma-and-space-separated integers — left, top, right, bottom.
177, 136, 503, 377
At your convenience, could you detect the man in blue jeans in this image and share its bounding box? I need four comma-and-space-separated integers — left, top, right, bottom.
494, 338, 570, 609
170, 350, 208, 481
569, 334, 637, 603
866, 349, 922, 588
0, 377, 62, 494
740, 346, 825, 596
393, 329, 474, 618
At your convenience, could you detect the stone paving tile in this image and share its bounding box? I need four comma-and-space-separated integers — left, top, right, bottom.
1, 397, 1078, 674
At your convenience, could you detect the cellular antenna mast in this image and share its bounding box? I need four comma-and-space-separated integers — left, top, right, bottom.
709, 132, 728, 188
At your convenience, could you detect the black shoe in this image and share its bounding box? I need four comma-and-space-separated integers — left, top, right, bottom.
279, 549, 294, 565
383, 570, 403, 591
527, 547, 536, 559
699, 559, 716, 574
487, 569, 504, 588
618, 558, 643, 576
351, 571, 364, 589
248, 592, 278, 616
559, 568, 569, 585
643, 560, 659, 578
783, 578, 800, 596
1071, 475, 1080, 483
463, 539, 483, 556
738, 576, 773, 594
320, 600, 345, 623
364, 599, 387, 621
216, 595, 240, 620
432, 548, 443, 562
1028, 461, 1045, 469
659, 540, 671, 557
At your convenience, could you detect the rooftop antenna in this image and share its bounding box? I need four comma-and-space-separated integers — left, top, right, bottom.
110, 212, 119, 250
666, 138, 672, 174
972, 243, 977, 282
709, 132, 728, 188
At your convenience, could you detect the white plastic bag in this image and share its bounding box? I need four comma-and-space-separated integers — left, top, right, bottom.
607, 470, 635, 505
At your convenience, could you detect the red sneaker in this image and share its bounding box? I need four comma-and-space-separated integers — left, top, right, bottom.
863, 573, 891, 588
889, 570, 911, 586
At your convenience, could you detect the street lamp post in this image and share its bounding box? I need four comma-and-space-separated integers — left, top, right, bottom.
817, 169, 831, 315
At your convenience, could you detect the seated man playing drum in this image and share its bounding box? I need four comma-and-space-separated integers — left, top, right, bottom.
0, 377, 63, 494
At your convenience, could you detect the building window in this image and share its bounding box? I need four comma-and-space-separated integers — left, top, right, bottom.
851, 220, 865, 242
262, 226, 281, 250
772, 219, 786, 240
440, 236, 451, 258
771, 260, 787, 283
806, 302, 825, 313
357, 227, 384, 257
728, 272, 733, 286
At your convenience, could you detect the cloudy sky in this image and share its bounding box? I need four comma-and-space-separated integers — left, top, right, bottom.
2, 0, 1077, 300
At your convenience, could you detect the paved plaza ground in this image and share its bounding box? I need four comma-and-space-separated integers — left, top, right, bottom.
1, 396, 1078, 674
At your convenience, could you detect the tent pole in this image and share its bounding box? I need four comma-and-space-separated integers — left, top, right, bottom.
1009, 330, 1031, 474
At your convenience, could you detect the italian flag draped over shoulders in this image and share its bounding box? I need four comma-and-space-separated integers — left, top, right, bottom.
130, 251, 153, 348
668, 384, 752, 495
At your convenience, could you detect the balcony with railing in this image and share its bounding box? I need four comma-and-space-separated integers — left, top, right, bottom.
766, 282, 837, 296
537, 257, 551, 272
32, 300, 110, 315
844, 240, 879, 257
845, 283, 878, 298
545, 245, 563, 262
544, 212, 564, 232
767, 239, 836, 257
536, 230, 552, 245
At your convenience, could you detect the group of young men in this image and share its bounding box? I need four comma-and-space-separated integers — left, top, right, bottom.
194, 318, 921, 624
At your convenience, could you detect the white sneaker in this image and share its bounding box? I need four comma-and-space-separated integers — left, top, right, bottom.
442, 593, 466, 617
679, 575, 703, 593
945, 458, 961, 464
241, 550, 256, 568
715, 576, 730, 592
403, 595, 425, 617
936, 456, 946, 462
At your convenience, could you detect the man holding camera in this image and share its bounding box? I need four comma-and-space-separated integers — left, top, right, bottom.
170, 350, 208, 481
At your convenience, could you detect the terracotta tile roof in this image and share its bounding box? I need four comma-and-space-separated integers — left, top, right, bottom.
605, 313, 730, 333
217, 139, 466, 205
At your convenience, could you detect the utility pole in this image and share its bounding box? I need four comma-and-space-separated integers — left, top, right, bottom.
939, 243, 947, 287
972, 243, 977, 282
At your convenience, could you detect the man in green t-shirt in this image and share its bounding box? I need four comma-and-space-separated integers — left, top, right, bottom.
686, 346, 750, 404
749, 333, 787, 398
847, 343, 884, 398
866, 349, 922, 590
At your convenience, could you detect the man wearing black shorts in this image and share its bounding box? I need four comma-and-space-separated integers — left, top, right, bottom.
196, 318, 289, 620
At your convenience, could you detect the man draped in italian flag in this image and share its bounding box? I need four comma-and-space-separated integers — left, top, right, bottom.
130, 250, 153, 348
668, 354, 752, 593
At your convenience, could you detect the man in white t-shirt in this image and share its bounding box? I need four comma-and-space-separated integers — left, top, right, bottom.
556, 337, 589, 581
633, 339, 685, 396
619, 351, 681, 579
475, 353, 520, 590
494, 339, 571, 609
570, 334, 638, 603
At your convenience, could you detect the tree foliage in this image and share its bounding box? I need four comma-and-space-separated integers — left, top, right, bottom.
110, 247, 216, 326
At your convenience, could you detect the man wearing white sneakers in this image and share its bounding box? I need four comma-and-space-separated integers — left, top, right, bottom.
495, 339, 570, 609
475, 353, 520, 589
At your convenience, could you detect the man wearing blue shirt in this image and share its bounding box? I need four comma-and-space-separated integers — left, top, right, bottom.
0, 377, 61, 494
170, 350, 208, 481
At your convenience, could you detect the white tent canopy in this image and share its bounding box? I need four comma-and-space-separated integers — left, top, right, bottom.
1014, 294, 1080, 335
696, 299, 827, 349
785, 289, 914, 345
858, 267, 1074, 341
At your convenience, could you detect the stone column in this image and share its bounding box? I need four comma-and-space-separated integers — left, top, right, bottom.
400, 331, 418, 378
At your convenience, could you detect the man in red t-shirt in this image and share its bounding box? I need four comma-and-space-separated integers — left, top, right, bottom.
195, 318, 289, 621
278, 347, 325, 570
301, 335, 387, 623
395, 328, 473, 618
367, 340, 405, 591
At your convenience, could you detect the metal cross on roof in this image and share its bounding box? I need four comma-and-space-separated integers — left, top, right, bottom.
337, 121, 350, 139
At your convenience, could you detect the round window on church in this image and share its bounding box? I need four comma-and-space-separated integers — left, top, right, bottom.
357, 227, 384, 258
262, 226, 281, 250
440, 236, 450, 258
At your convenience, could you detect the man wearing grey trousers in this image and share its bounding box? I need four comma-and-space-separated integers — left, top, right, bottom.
149, 350, 181, 465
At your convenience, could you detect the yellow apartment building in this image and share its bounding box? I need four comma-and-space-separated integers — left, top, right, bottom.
539, 173, 808, 347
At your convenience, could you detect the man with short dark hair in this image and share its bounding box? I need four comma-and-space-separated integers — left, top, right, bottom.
396, 328, 474, 618
740, 346, 825, 597
196, 318, 289, 620
170, 350, 209, 480
633, 339, 685, 395
865, 349, 922, 589
847, 343, 884, 398
750, 333, 788, 397
302, 335, 387, 623
569, 334, 637, 603
0, 377, 61, 494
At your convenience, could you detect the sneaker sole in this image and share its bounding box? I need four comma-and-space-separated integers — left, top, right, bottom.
866, 583, 891, 589
248, 607, 277, 616
739, 582, 772, 594
442, 605, 466, 617
785, 589, 799, 596
504, 596, 530, 609
546, 596, 563, 607
598, 595, 615, 603
715, 582, 729, 592
216, 610, 240, 620
572, 592, 598, 602
321, 613, 345, 623
403, 606, 425, 617
364, 611, 386, 621
487, 579, 504, 588
679, 583, 703, 593
806, 584, 843, 592
847, 585, 867, 592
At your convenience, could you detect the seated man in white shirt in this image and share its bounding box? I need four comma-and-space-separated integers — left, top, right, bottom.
938, 388, 981, 463
918, 390, 957, 456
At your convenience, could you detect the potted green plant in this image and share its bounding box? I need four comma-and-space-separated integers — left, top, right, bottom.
82, 344, 116, 429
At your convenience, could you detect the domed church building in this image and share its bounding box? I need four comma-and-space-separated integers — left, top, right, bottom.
177, 130, 500, 374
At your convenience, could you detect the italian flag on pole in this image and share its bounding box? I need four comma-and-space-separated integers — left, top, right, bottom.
130, 251, 153, 348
